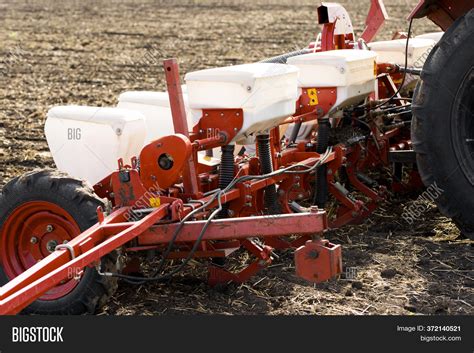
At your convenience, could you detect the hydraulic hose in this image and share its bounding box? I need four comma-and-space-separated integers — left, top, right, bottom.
289, 121, 303, 144
259, 48, 312, 64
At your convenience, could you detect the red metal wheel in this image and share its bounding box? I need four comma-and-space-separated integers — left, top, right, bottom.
0, 170, 120, 314
0, 201, 81, 300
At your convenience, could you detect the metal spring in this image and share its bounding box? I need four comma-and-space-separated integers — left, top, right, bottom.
257, 134, 281, 214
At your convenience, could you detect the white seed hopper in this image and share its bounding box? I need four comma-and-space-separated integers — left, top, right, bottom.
45, 106, 146, 185
368, 38, 436, 67
185, 63, 299, 143
287, 49, 378, 113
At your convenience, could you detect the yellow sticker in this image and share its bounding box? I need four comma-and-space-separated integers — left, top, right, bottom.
203, 156, 212, 161
149, 197, 161, 208
307, 88, 319, 106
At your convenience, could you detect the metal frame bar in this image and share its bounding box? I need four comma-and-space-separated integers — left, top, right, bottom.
0, 206, 167, 315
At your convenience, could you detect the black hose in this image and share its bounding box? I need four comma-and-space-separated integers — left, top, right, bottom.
257, 134, 281, 214
370, 17, 414, 110
289, 121, 302, 144
259, 48, 312, 64
314, 119, 330, 207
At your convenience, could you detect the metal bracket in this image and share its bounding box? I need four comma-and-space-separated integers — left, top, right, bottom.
55, 243, 76, 260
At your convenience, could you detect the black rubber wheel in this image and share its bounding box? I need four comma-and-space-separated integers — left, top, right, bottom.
412, 9, 474, 239
0, 170, 121, 314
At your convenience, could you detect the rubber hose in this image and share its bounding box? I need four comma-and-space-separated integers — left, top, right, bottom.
259, 48, 312, 64
289, 121, 302, 144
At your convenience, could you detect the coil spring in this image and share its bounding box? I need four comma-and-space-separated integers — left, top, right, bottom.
218, 144, 235, 218
315, 119, 330, 207
257, 134, 281, 214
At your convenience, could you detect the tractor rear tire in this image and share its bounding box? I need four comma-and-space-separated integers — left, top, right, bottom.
412, 9, 474, 239
0, 170, 121, 314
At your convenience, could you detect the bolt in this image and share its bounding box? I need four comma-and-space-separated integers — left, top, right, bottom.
227, 210, 235, 217
30, 236, 38, 244
278, 189, 285, 196
63, 240, 68, 244
220, 112, 224, 117
327, 169, 333, 175
46, 240, 58, 253
46, 224, 54, 233
310, 206, 319, 213
297, 193, 304, 200
247, 86, 252, 92
115, 128, 122, 136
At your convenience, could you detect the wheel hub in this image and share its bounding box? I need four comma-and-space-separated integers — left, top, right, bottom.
0, 201, 82, 300
46, 240, 58, 253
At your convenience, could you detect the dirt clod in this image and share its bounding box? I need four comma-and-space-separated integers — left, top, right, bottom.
380, 268, 398, 279
404, 304, 417, 313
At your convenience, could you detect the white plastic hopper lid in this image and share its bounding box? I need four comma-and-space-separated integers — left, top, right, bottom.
415, 32, 444, 42
287, 49, 377, 66
368, 38, 436, 51
118, 88, 188, 107
184, 63, 299, 86
47, 106, 145, 132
